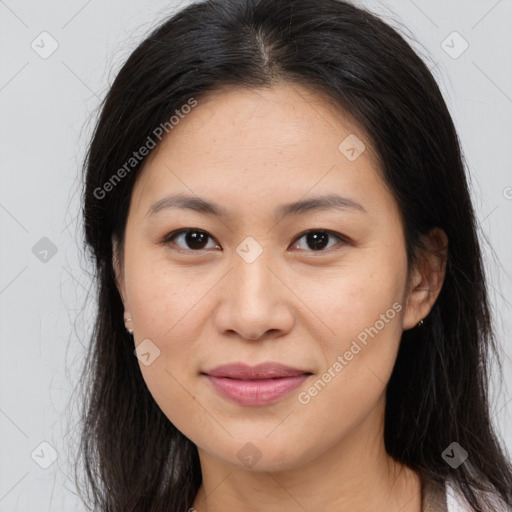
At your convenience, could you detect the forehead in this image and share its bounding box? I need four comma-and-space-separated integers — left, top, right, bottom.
146, 83, 379, 163
129, 83, 391, 220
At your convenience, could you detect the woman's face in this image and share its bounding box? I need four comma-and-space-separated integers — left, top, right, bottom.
115, 83, 432, 472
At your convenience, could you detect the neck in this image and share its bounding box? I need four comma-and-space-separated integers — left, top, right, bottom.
191, 398, 422, 512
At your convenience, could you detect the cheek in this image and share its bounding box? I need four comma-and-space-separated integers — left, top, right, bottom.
313, 259, 406, 349
305, 248, 407, 413
125, 247, 202, 341
124, 248, 217, 402
129, 278, 207, 380
320, 295, 404, 399
294, 272, 405, 448
127, 263, 209, 435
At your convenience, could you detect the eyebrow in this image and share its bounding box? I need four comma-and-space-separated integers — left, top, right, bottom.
146, 193, 366, 220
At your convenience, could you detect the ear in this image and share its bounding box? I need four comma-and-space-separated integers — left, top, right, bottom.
113, 236, 133, 332
402, 227, 448, 331
112, 236, 128, 305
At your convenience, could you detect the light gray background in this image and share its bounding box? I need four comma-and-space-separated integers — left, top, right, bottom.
1, 0, 511, 510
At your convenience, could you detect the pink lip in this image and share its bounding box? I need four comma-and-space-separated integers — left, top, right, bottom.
202, 362, 312, 406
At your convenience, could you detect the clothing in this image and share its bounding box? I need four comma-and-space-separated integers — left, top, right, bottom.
422, 477, 512, 512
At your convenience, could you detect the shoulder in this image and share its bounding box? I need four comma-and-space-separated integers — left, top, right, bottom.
445, 478, 512, 512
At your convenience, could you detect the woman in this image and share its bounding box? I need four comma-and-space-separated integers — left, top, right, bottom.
77, 0, 512, 510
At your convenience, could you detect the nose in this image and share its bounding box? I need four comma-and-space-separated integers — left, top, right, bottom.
213, 249, 295, 341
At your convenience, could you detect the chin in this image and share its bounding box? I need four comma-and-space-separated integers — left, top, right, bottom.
198, 435, 319, 473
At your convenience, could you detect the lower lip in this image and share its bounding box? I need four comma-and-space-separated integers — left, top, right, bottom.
205, 374, 310, 406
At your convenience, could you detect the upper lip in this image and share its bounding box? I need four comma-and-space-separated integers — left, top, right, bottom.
203, 362, 312, 380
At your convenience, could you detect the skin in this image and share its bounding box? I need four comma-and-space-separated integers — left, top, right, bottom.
113, 83, 447, 512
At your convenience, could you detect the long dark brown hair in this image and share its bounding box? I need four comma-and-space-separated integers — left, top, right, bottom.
77, 0, 512, 510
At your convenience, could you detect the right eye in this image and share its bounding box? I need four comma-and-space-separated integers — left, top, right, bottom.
162, 229, 220, 252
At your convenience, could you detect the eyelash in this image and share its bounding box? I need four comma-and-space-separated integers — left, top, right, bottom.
160, 228, 349, 254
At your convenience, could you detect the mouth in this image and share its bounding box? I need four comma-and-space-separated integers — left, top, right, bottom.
201, 362, 313, 406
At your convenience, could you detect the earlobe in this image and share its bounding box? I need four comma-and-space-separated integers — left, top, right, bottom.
402, 227, 448, 331
402, 272, 432, 330
124, 314, 134, 335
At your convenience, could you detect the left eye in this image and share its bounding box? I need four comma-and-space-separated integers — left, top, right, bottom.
162, 229, 345, 252
292, 230, 345, 252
